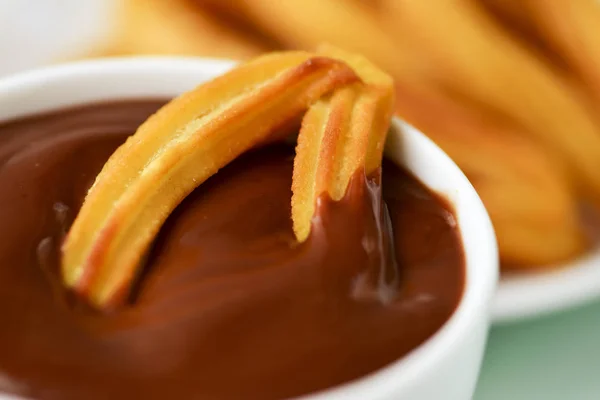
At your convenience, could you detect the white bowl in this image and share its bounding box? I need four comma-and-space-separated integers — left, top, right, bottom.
0, 57, 498, 400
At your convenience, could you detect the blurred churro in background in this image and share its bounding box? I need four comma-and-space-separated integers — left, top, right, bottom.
97, 0, 273, 58
89, 0, 600, 270
394, 81, 585, 267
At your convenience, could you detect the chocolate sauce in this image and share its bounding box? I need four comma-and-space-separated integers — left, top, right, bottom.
0, 100, 464, 400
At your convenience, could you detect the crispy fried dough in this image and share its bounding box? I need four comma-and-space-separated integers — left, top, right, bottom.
103, 0, 272, 59
292, 48, 394, 241
384, 0, 600, 203
198, 0, 411, 79
482, 0, 600, 104
61, 52, 358, 309
394, 81, 586, 266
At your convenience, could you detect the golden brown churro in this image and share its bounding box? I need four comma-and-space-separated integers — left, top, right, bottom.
292, 46, 395, 241
61, 52, 358, 309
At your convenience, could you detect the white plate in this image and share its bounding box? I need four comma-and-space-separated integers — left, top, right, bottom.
492, 246, 600, 323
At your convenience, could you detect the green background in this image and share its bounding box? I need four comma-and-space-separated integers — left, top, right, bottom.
474, 300, 600, 399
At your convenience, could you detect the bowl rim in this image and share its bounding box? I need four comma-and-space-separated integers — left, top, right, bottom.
0, 57, 499, 400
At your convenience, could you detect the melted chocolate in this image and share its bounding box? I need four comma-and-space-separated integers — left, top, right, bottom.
0, 100, 464, 399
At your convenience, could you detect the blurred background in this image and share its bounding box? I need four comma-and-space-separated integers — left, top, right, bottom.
2, 0, 600, 398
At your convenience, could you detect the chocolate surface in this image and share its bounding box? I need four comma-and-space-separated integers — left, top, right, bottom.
0, 100, 464, 400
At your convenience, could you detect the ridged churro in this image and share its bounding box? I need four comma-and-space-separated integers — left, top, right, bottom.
61, 52, 358, 309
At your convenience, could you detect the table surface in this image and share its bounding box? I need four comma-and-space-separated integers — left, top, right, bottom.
474, 298, 600, 400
